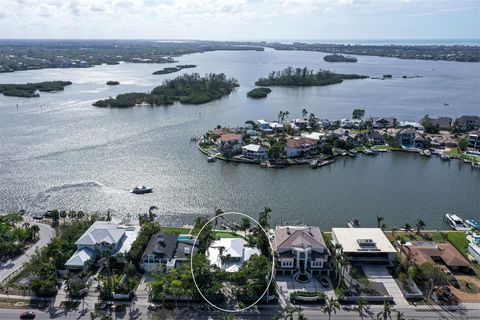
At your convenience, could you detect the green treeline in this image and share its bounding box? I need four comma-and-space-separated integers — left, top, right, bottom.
93, 73, 239, 108
152, 64, 197, 75
0, 81, 72, 97
323, 54, 358, 63
106, 80, 120, 85
254, 66, 368, 86
247, 87, 272, 98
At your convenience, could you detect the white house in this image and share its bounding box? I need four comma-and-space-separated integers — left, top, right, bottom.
65, 221, 138, 271
241, 144, 268, 160
332, 228, 397, 266
256, 119, 272, 132
207, 238, 260, 272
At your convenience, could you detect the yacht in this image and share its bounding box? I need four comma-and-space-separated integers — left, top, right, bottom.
423, 150, 432, 157
347, 219, 361, 228
440, 154, 450, 161
310, 160, 318, 168
130, 186, 153, 194
444, 213, 470, 231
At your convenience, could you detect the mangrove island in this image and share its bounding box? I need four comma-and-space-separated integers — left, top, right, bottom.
106, 81, 120, 85
152, 65, 197, 75
247, 87, 272, 98
323, 53, 358, 63
93, 73, 239, 108
254, 67, 368, 87
0, 81, 72, 98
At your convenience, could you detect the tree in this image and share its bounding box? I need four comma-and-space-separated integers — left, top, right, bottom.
378, 302, 393, 320
148, 206, 158, 222
415, 219, 426, 235
396, 311, 405, 320
458, 137, 468, 152
421, 115, 439, 134
376, 216, 384, 229
214, 208, 224, 229
240, 217, 251, 231
357, 297, 368, 320
391, 226, 397, 238
31, 224, 40, 240
308, 113, 318, 130
60, 211, 67, 224
352, 109, 365, 120
418, 262, 449, 299
301, 108, 308, 120
258, 207, 271, 229
404, 223, 412, 235
322, 297, 340, 320
77, 211, 85, 219
278, 111, 284, 123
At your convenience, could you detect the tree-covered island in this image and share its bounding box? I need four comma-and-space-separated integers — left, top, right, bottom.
152, 64, 197, 75
106, 80, 120, 85
0, 81, 72, 97
255, 67, 368, 86
93, 73, 238, 108
323, 54, 358, 63
247, 87, 272, 98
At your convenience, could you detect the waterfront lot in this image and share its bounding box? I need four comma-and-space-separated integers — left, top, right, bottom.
275, 274, 335, 302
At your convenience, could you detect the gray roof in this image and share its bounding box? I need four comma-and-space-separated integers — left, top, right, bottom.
368, 131, 385, 140
371, 117, 396, 123
65, 247, 95, 267
274, 226, 328, 251
141, 233, 197, 260
75, 221, 125, 246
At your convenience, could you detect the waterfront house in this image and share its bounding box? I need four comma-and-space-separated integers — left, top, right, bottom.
402, 241, 472, 272
468, 239, 480, 264
301, 131, 325, 142
467, 131, 480, 151
273, 226, 332, 277
413, 134, 425, 148
65, 221, 138, 271
256, 119, 272, 132
397, 128, 417, 148
457, 115, 480, 132
371, 117, 396, 129
430, 117, 452, 131
331, 228, 397, 266
241, 144, 269, 160
215, 133, 243, 156
207, 238, 260, 272
368, 131, 386, 145
292, 119, 309, 130
269, 122, 285, 133
140, 233, 197, 272
285, 137, 318, 158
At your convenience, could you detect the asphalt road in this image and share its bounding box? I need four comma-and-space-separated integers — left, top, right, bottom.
0, 221, 55, 284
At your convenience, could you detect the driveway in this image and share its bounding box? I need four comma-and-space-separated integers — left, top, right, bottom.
276, 274, 335, 306
361, 265, 409, 306
0, 221, 55, 284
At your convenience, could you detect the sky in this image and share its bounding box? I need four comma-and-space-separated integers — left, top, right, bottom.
0, 0, 479, 40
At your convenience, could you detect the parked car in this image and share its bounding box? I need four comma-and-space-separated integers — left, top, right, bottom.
319, 276, 330, 288
450, 276, 460, 288
32, 214, 44, 220
20, 311, 36, 319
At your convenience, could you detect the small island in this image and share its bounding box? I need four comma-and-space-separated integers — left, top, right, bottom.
152, 64, 197, 75
255, 67, 368, 87
106, 81, 120, 85
247, 87, 272, 98
93, 73, 238, 108
0, 81, 72, 98
323, 54, 358, 63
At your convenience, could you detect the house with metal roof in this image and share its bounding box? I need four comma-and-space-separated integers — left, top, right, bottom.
207, 238, 260, 272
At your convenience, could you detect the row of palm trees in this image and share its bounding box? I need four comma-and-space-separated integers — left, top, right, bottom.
376, 215, 427, 235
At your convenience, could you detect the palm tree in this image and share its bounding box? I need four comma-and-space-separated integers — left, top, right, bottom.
376, 216, 384, 228
357, 297, 368, 320
60, 211, 67, 224
77, 211, 84, 220
398, 238, 406, 258
381, 223, 387, 231
214, 208, 224, 229
301, 108, 308, 120
322, 297, 340, 320
391, 227, 397, 238
404, 223, 412, 235
415, 219, 426, 235
395, 311, 405, 320
379, 302, 393, 320
148, 206, 158, 222
278, 111, 284, 123
259, 207, 271, 229
284, 111, 290, 123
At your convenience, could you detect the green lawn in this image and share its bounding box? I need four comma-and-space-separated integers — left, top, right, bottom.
355, 146, 366, 151
447, 232, 480, 275
160, 226, 192, 235
213, 231, 242, 238
447, 148, 480, 162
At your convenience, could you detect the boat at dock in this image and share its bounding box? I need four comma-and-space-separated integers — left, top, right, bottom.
310, 160, 318, 168
130, 186, 153, 194
440, 154, 450, 161
444, 213, 470, 231
207, 156, 216, 162
465, 219, 480, 230
318, 159, 335, 167
347, 219, 361, 228
472, 162, 480, 169
363, 149, 376, 155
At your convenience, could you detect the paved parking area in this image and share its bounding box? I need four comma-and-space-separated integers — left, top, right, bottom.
361, 265, 409, 306
276, 274, 335, 306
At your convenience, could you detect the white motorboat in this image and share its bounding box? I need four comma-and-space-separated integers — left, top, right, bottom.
444, 213, 470, 231
130, 186, 153, 194
207, 156, 216, 162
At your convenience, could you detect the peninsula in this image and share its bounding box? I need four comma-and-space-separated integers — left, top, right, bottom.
93, 73, 239, 108
0, 81, 72, 98
255, 67, 368, 87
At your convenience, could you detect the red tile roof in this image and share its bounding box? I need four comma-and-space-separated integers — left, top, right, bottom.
218, 133, 242, 142
286, 137, 317, 148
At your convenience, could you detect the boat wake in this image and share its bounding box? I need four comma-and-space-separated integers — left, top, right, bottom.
34, 181, 125, 203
